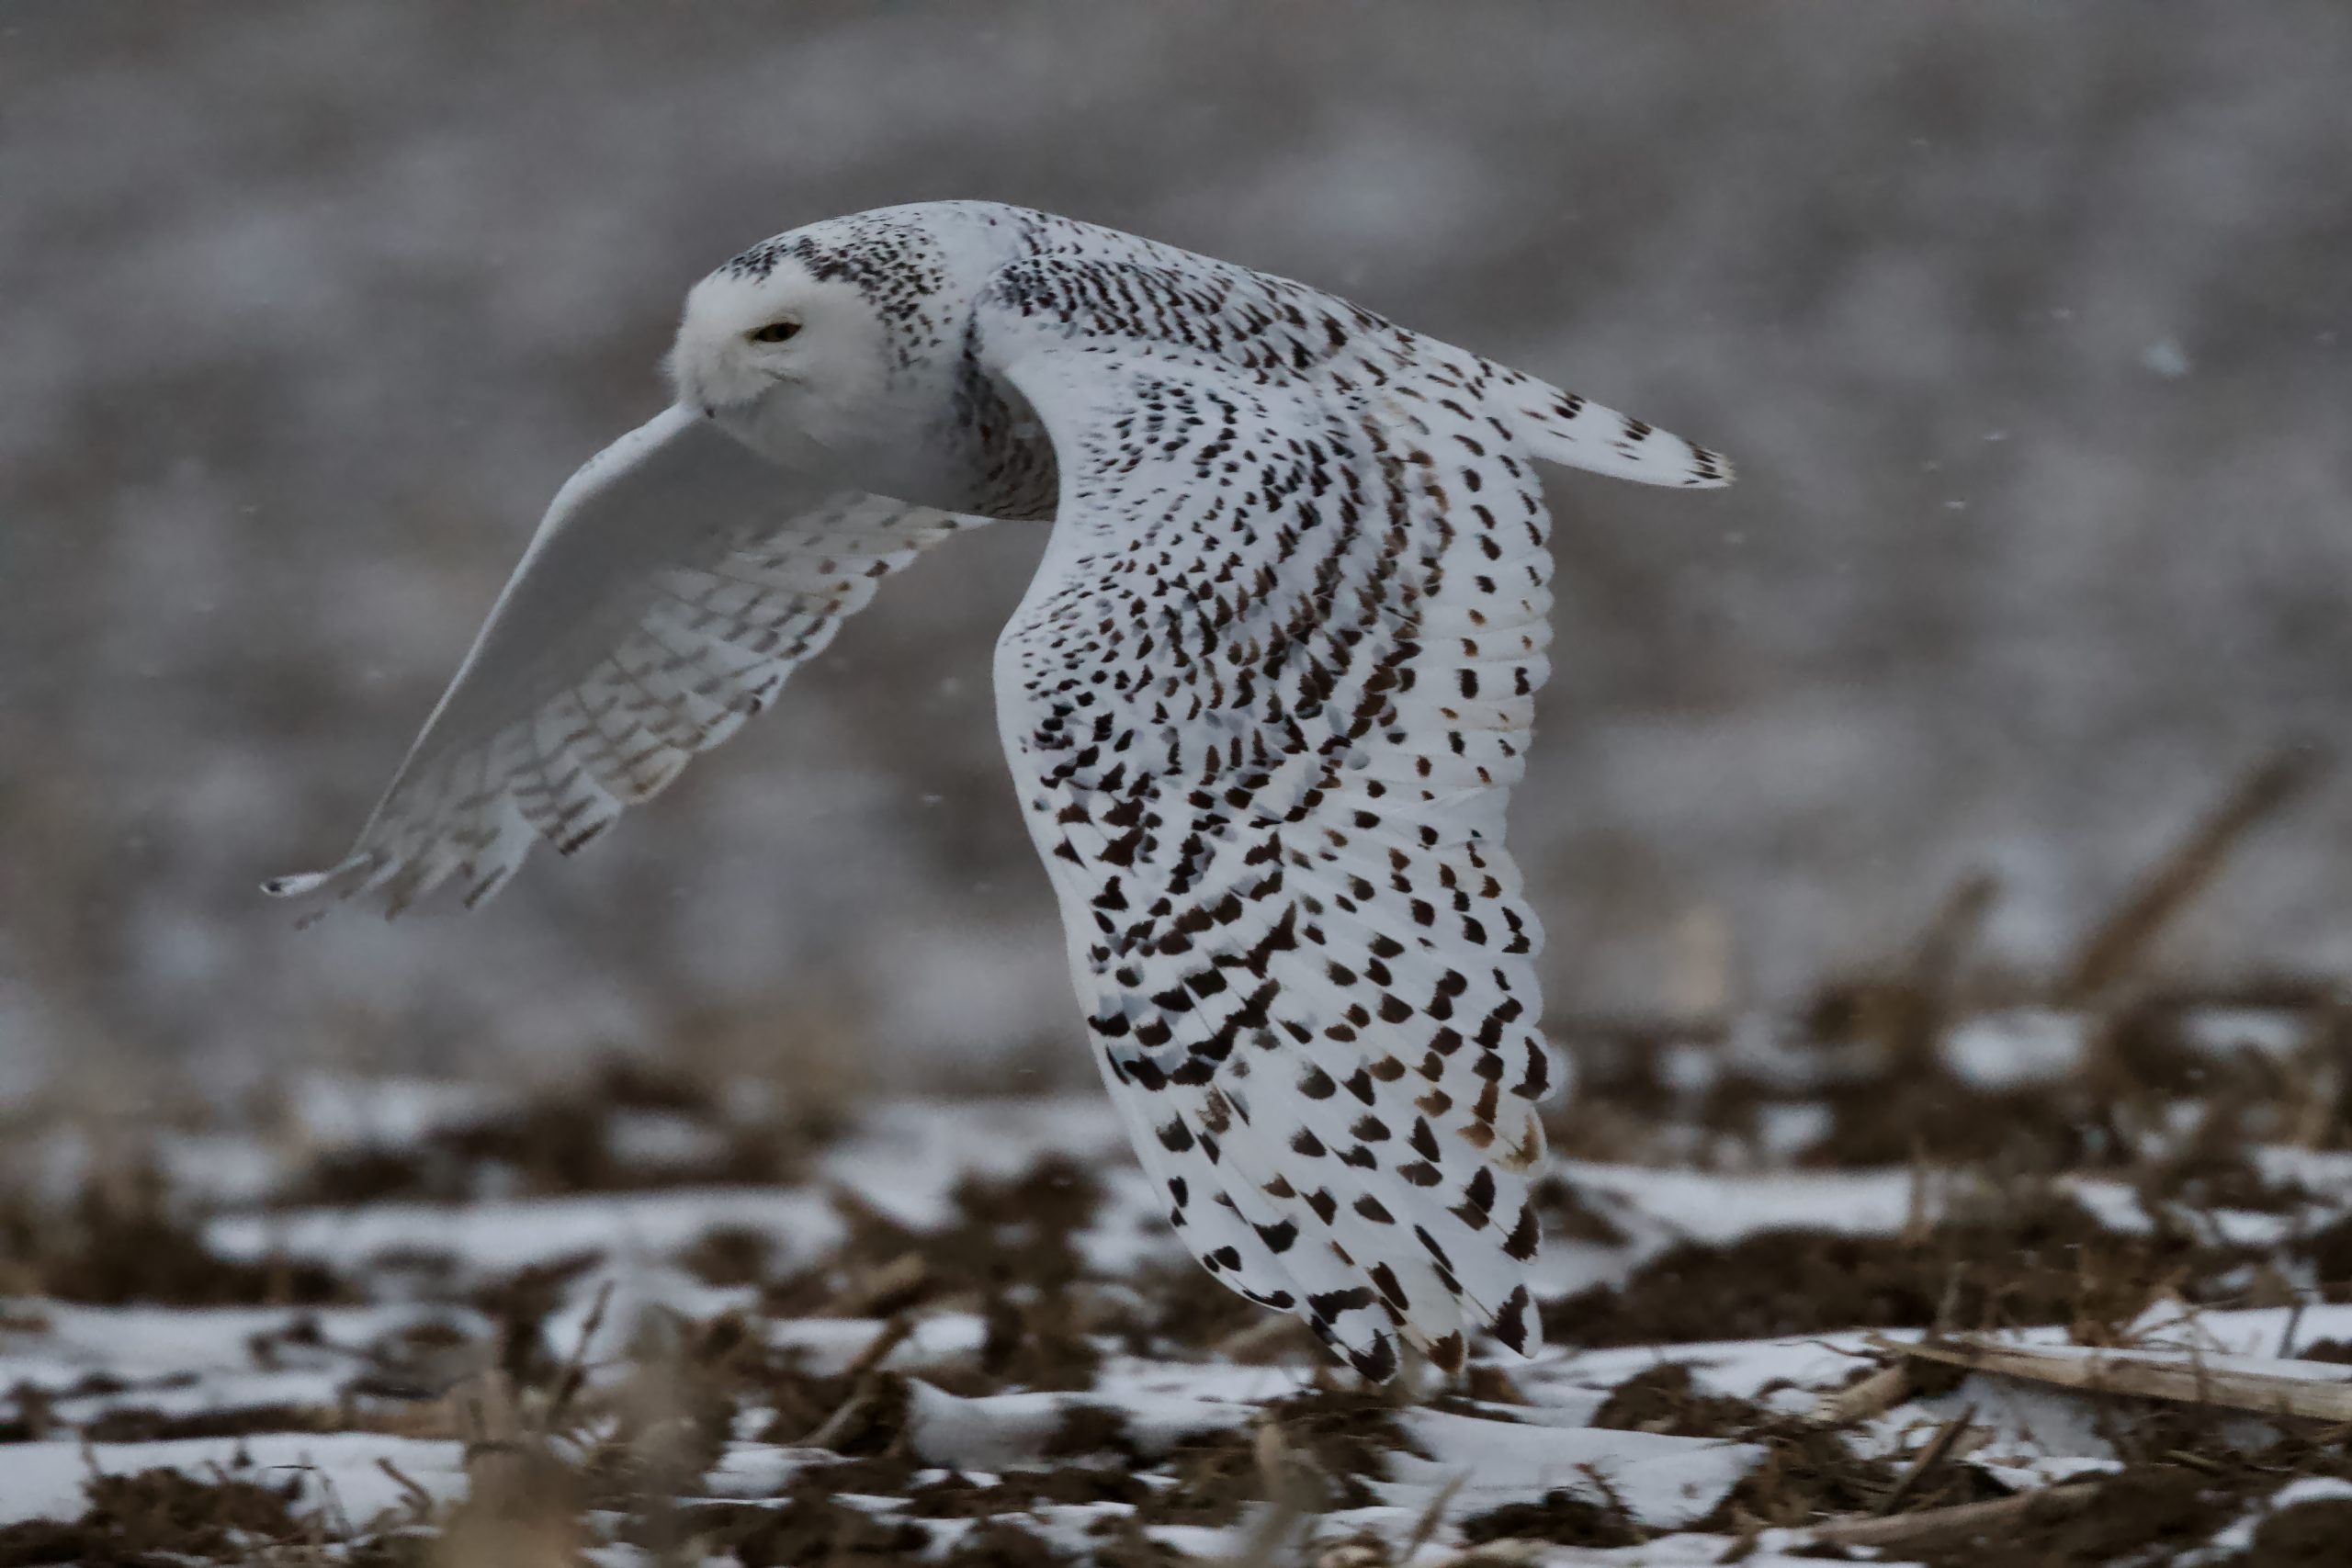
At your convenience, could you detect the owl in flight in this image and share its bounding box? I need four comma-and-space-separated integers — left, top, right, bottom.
271, 203, 1731, 1380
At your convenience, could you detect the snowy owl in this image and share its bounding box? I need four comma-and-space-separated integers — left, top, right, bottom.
270, 202, 1732, 1379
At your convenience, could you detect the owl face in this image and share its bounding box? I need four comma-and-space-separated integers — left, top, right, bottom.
668, 259, 900, 469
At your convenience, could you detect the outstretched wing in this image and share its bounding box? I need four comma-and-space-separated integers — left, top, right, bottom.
978, 255, 1726, 1378
267, 404, 976, 915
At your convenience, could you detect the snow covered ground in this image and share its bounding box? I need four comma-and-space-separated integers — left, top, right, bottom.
6, 989, 2351, 1564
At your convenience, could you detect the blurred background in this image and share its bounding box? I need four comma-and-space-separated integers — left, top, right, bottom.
4, 0, 2349, 1099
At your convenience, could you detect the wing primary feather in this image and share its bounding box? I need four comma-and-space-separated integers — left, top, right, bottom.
269, 404, 973, 914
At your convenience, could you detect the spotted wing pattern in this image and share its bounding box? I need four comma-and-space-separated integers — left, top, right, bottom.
978, 254, 1725, 1378
267, 405, 975, 915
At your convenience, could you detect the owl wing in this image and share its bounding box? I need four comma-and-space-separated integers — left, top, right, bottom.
977, 254, 1729, 1379
267, 404, 977, 915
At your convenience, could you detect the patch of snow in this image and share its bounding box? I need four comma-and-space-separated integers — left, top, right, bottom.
2059, 1177, 2150, 1233
1941, 1007, 2087, 1089
604, 1110, 729, 1170
2131, 1301, 2352, 1359
763, 1313, 989, 1375
1755, 1101, 1832, 1158
1, 1302, 465, 1388
0, 1432, 466, 1529
702, 1443, 838, 1499
1658, 1043, 1717, 1096
207, 1186, 843, 1275
1557, 1162, 1924, 1244
288, 1074, 518, 1149
2254, 1145, 2352, 1197
2181, 1008, 2309, 1060
1973, 1454, 2124, 1492
1388, 1408, 1761, 1530
1091, 1354, 1319, 1407
1448, 1392, 1612, 1428
152, 1133, 288, 1207
1544, 1332, 1890, 1404
1899, 1371, 2128, 1470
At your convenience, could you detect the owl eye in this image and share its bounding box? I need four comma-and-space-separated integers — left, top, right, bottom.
748, 320, 801, 344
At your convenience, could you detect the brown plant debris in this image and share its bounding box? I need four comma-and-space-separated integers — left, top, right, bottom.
1544, 1188, 2255, 1348
0, 1468, 303, 1566
1454, 1488, 1643, 1551
0, 1166, 347, 1308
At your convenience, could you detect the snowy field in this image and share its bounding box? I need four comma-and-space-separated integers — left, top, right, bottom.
7, 898, 2352, 1565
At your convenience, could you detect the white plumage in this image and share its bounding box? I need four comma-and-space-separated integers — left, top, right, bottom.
271, 201, 1733, 1377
